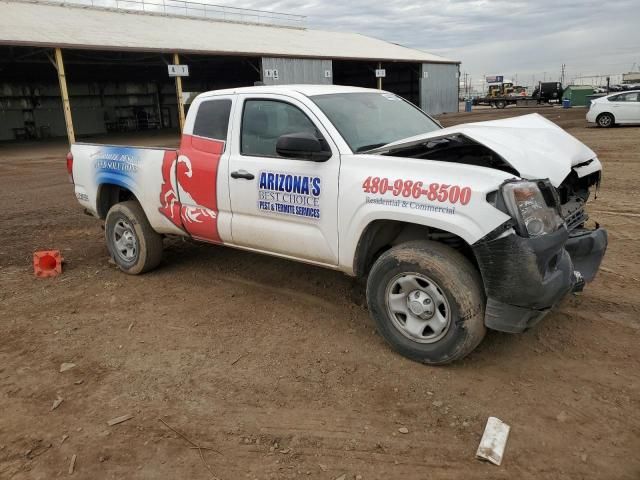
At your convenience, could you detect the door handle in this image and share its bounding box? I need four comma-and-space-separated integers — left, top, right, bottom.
230, 170, 255, 180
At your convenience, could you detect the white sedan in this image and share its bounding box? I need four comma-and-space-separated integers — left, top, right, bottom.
587, 90, 640, 127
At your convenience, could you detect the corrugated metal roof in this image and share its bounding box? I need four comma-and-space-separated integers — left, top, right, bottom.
0, 0, 458, 63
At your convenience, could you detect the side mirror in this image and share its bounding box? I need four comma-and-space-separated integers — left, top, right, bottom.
276, 132, 332, 162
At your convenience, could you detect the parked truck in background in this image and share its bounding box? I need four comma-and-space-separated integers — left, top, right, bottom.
473, 81, 562, 109
68, 85, 608, 365
531, 82, 563, 104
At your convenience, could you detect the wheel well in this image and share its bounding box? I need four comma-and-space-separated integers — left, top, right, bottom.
353, 220, 478, 278
96, 184, 139, 219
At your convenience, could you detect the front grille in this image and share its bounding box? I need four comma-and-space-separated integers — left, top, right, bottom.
562, 200, 588, 231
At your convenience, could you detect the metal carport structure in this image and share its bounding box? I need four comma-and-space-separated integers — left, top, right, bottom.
0, 0, 460, 144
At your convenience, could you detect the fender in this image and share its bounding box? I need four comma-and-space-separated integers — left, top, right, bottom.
337, 154, 514, 273
340, 208, 509, 275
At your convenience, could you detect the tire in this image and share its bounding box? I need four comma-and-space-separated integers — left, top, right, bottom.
495, 100, 506, 109
596, 112, 614, 128
366, 240, 486, 365
105, 201, 163, 275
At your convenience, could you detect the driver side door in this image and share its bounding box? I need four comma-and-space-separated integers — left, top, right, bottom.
227, 94, 340, 266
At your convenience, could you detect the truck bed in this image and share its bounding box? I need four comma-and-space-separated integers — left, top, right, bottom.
71, 142, 183, 236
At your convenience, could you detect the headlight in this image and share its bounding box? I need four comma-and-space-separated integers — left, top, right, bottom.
502, 181, 564, 237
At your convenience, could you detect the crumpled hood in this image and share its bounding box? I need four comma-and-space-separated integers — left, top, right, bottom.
381, 113, 599, 186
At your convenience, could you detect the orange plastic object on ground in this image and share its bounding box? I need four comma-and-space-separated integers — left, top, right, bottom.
33, 250, 63, 278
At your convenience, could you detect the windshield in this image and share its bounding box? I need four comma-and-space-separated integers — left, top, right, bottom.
310, 92, 441, 153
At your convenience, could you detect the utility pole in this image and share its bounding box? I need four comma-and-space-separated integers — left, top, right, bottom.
560, 64, 566, 85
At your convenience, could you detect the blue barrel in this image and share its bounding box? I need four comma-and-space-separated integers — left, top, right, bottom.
464, 99, 472, 112
562, 98, 571, 109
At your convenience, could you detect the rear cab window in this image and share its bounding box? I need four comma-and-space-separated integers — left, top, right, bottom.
193, 98, 232, 147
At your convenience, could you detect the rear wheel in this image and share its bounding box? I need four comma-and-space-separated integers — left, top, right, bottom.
105, 201, 163, 274
596, 112, 614, 128
495, 100, 507, 109
366, 240, 486, 365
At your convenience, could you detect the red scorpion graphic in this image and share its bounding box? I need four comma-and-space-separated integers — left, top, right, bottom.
158, 139, 222, 242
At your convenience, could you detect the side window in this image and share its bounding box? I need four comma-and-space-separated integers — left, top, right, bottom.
241, 99, 322, 158
610, 93, 639, 102
193, 99, 232, 142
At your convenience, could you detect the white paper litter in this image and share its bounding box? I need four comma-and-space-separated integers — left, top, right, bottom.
476, 416, 510, 466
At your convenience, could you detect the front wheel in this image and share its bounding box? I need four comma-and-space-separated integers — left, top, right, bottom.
366, 241, 486, 365
105, 201, 163, 274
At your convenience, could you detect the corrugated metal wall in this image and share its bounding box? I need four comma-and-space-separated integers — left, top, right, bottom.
261, 57, 333, 85
420, 63, 459, 115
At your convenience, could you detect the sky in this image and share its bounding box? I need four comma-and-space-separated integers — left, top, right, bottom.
212, 0, 640, 90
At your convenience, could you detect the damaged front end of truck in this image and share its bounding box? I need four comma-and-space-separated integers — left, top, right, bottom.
372, 113, 608, 333
473, 172, 607, 333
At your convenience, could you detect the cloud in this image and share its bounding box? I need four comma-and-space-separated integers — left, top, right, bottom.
216, 0, 640, 86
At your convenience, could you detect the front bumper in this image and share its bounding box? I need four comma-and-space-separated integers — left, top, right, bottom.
472, 225, 608, 333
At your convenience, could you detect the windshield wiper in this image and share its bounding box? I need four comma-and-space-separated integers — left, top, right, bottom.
356, 142, 388, 153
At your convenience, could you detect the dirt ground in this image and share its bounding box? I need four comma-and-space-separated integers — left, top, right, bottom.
1, 106, 638, 480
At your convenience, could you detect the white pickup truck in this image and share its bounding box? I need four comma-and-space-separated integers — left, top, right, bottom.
69, 85, 607, 364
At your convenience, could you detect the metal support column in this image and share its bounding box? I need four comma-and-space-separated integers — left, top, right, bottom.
377, 61, 382, 90
173, 53, 186, 132
54, 48, 75, 144
457, 64, 461, 112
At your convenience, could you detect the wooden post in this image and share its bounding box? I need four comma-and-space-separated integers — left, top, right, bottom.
173, 53, 185, 132
54, 48, 75, 144
377, 61, 382, 90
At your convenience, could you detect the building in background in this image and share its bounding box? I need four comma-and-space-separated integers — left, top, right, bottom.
0, 0, 460, 143
622, 72, 640, 84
